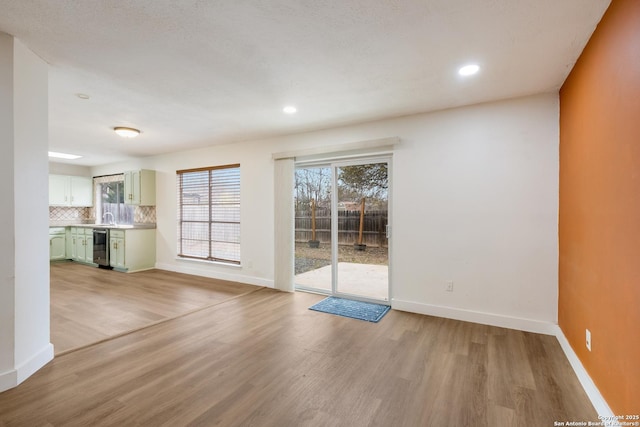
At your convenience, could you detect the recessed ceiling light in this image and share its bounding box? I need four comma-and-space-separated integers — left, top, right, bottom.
458, 64, 480, 76
283, 106, 297, 114
114, 127, 141, 138
76, 93, 90, 100
48, 151, 82, 160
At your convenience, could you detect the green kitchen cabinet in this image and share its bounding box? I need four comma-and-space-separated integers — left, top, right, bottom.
70, 227, 93, 264
70, 176, 93, 206
123, 170, 155, 206
69, 227, 78, 259
49, 175, 93, 207
109, 230, 126, 270
49, 175, 70, 206
109, 228, 155, 272
49, 227, 66, 260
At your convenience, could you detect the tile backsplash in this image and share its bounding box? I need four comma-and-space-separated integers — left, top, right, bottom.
135, 206, 157, 224
49, 206, 93, 221
50, 206, 156, 224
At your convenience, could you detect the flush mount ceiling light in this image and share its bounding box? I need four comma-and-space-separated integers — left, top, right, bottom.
76, 93, 90, 100
283, 105, 297, 114
114, 127, 141, 138
458, 64, 480, 76
48, 151, 82, 160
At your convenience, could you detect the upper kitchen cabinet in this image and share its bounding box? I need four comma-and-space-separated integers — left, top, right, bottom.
49, 175, 93, 207
49, 175, 68, 205
124, 170, 156, 206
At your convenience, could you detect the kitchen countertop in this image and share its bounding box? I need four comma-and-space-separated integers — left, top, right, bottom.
49, 222, 156, 230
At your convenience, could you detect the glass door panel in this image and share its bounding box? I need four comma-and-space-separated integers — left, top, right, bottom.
335, 162, 389, 301
294, 166, 333, 294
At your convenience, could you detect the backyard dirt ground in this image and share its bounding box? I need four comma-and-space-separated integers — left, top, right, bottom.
295, 242, 388, 275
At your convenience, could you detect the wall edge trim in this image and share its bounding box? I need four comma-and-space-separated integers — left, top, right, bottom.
155, 262, 275, 288
15, 343, 54, 385
391, 299, 558, 335
554, 327, 615, 418
0, 368, 18, 393
0, 343, 53, 393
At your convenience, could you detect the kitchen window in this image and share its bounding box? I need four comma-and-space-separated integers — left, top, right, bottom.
96, 176, 134, 225
176, 164, 241, 265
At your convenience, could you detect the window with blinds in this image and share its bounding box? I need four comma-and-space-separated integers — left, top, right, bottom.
177, 164, 241, 264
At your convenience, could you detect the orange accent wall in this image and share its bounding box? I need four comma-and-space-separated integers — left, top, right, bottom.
559, 0, 640, 414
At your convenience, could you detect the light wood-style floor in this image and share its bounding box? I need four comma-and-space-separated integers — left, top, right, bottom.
51, 262, 261, 354
0, 265, 598, 426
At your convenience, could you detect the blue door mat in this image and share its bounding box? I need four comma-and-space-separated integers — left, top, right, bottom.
309, 296, 390, 323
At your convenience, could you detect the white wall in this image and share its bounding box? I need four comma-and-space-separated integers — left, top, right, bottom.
93, 93, 559, 331
49, 161, 91, 177
0, 32, 17, 391
0, 34, 53, 392
13, 39, 52, 379
391, 95, 559, 331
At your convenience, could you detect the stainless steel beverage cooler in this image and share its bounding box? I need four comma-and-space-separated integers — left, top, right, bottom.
93, 228, 110, 268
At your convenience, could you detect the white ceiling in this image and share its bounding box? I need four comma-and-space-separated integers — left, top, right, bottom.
0, 0, 610, 166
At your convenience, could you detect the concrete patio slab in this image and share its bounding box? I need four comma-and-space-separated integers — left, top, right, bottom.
295, 262, 388, 301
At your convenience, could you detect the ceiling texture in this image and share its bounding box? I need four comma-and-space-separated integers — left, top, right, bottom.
0, 0, 610, 166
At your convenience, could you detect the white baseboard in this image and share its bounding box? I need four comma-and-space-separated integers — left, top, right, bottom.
156, 262, 274, 288
554, 328, 615, 418
391, 299, 614, 418
391, 299, 558, 335
16, 343, 54, 384
0, 368, 17, 393
0, 343, 53, 393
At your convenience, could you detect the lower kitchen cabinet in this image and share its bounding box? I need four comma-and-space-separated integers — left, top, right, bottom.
109, 230, 126, 270
51, 225, 155, 271
78, 232, 93, 264
110, 228, 155, 272
49, 228, 66, 260
69, 227, 94, 264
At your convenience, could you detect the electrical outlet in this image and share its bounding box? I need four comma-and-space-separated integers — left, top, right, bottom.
586, 329, 591, 352
446, 281, 454, 292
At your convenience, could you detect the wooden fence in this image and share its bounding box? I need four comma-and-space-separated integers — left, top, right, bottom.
295, 209, 388, 247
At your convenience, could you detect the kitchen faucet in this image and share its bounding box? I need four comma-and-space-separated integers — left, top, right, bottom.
102, 212, 115, 225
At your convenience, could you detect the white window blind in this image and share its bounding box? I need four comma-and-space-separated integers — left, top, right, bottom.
177, 164, 240, 264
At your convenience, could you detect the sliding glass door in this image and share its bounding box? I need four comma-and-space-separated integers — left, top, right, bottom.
294, 157, 390, 302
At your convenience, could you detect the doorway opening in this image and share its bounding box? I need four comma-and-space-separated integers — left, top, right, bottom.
294, 157, 390, 302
